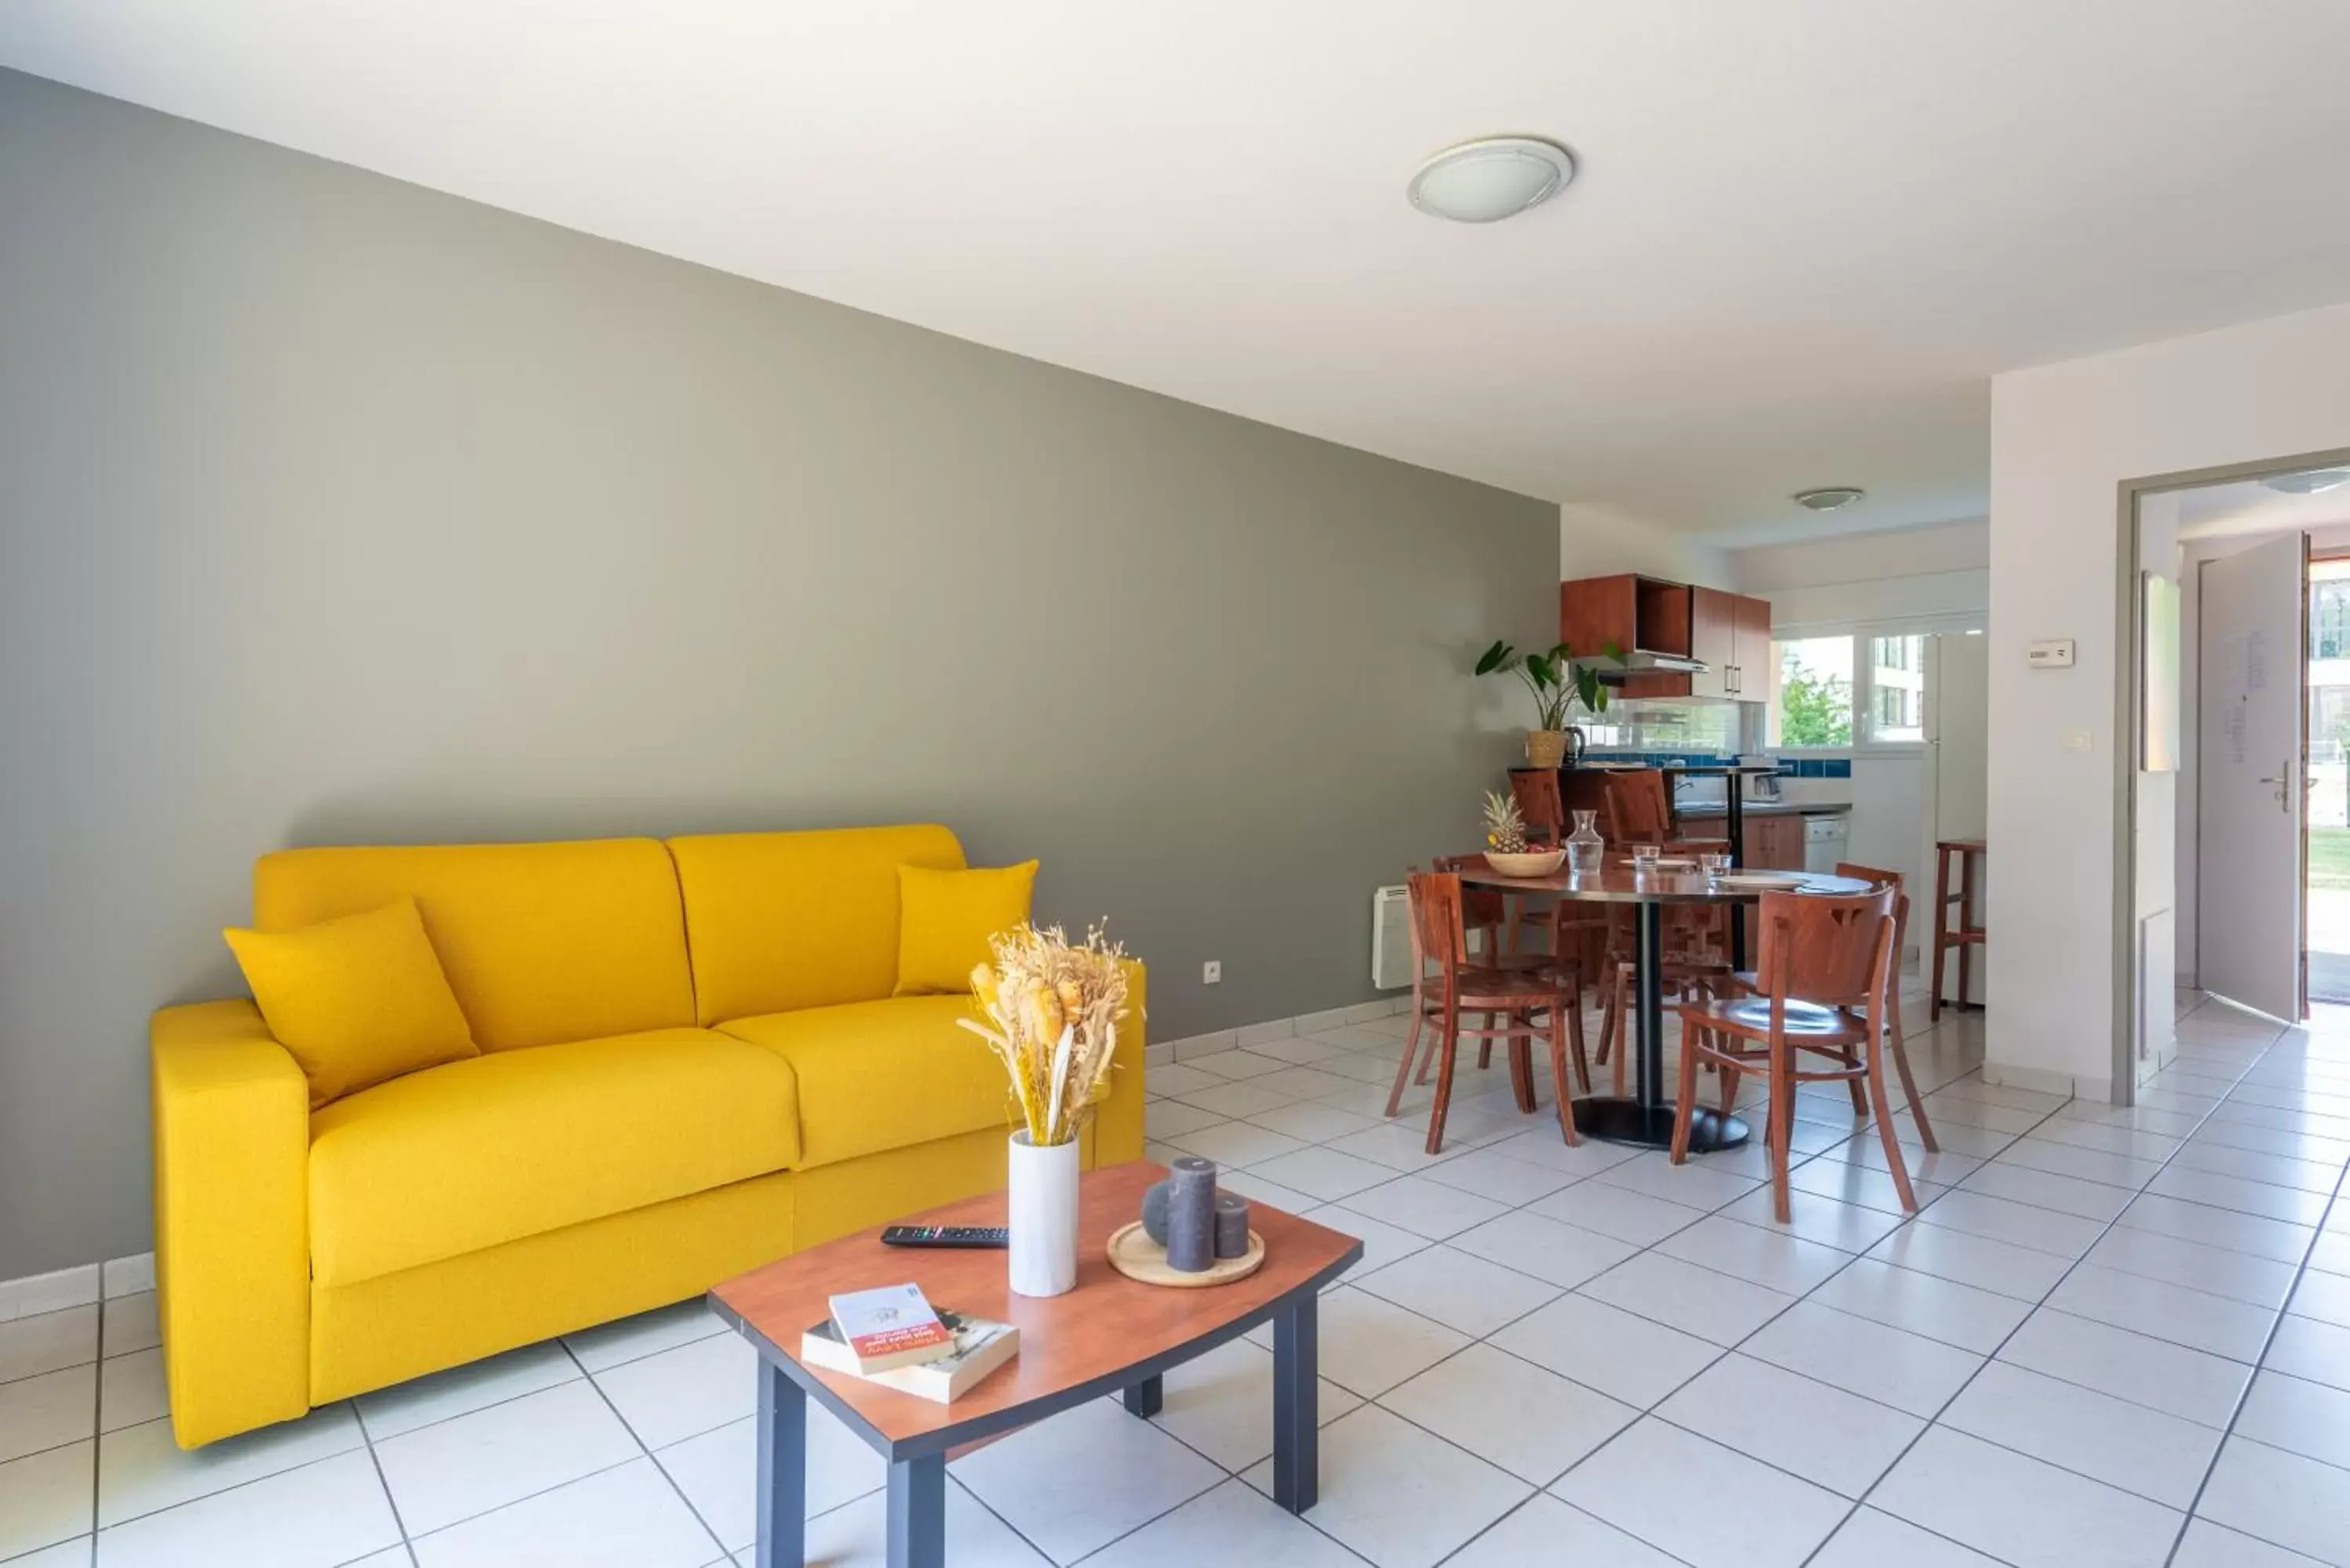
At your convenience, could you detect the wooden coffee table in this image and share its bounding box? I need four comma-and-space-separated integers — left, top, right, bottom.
708, 1161, 1363, 1568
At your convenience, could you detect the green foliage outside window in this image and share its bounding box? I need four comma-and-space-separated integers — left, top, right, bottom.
1780, 664, 1853, 746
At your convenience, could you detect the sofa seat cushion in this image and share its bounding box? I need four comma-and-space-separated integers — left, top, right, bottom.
717, 998, 1013, 1170
308, 1028, 800, 1288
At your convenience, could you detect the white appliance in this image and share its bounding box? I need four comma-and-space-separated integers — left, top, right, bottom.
1372, 885, 1413, 989
1802, 813, 1849, 873
1922, 632, 1991, 1005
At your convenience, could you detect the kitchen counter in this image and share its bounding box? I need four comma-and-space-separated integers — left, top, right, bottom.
1674, 802, 1851, 820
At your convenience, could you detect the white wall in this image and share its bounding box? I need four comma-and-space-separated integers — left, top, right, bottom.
1736, 518, 1989, 590
1988, 300, 2350, 1097
1560, 502, 1734, 589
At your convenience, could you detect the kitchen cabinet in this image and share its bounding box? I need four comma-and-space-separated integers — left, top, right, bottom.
1559, 573, 1693, 699
1561, 573, 1770, 701
1672, 811, 1805, 867
1733, 594, 1773, 701
1689, 587, 1735, 700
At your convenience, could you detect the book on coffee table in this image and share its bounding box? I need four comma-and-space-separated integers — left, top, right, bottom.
826, 1284, 954, 1373
802, 1308, 1019, 1403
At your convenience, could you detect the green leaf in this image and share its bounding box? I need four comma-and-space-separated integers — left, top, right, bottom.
1473, 640, 1514, 676
1524, 652, 1552, 688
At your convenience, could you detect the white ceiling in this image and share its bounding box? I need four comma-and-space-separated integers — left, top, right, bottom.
7, 2, 2350, 545
2175, 474, 2350, 541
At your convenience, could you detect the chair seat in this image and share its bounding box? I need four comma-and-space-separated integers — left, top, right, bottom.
308, 1028, 800, 1288
1433, 965, 1569, 1007
1679, 994, 1859, 1041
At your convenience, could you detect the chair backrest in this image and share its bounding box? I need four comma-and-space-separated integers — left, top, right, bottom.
1507, 769, 1566, 844
1432, 854, 1506, 934
1836, 862, 1911, 965
1407, 871, 1468, 974
1603, 770, 1674, 844
1754, 887, 1897, 1010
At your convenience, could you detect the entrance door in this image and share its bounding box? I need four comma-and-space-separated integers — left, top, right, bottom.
2198, 533, 2308, 1021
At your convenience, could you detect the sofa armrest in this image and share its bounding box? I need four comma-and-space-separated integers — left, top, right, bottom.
151, 999, 311, 1446
1090, 959, 1148, 1166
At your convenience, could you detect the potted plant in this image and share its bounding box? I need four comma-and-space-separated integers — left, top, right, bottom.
1474, 639, 1618, 768
961, 924, 1132, 1296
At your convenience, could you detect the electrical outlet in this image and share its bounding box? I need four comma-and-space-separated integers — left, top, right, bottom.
1202, 960, 1222, 985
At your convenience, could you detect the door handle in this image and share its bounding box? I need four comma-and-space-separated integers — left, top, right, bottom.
2257, 761, 2294, 812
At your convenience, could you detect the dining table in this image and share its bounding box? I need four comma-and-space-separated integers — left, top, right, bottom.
1456, 857, 1874, 1152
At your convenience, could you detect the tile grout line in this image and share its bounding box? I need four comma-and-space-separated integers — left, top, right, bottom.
1789, 1022, 2285, 1564
559, 1337, 736, 1566
2157, 1106, 2350, 1566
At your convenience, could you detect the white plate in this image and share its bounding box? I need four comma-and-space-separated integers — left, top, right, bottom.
1713, 872, 1809, 890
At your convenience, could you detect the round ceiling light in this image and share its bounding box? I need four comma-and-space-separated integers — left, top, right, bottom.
2261, 468, 2350, 496
1793, 487, 1866, 511
1407, 137, 1575, 224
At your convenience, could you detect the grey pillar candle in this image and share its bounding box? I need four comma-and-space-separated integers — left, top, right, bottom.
1165, 1156, 1218, 1272
1213, 1192, 1250, 1259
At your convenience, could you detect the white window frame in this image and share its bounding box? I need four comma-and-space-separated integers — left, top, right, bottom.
1767, 612, 1986, 757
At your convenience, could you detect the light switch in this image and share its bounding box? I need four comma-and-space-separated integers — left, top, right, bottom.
2063, 728, 2092, 753
2028, 638, 2077, 669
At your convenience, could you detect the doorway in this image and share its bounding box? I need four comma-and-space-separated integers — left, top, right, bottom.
2117, 450, 2350, 1100
2307, 558, 2350, 1000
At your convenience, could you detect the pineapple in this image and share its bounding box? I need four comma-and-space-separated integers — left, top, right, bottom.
1483, 791, 1528, 854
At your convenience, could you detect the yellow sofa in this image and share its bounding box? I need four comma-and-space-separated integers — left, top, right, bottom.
149, 826, 1146, 1447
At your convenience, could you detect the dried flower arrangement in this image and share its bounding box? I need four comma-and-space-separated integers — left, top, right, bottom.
961, 924, 1131, 1148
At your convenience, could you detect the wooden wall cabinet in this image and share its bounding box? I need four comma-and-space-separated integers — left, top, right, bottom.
1562, 573, 1772, 702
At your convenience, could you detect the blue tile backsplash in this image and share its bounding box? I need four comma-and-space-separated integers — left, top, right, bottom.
1580, 751, 1851, 779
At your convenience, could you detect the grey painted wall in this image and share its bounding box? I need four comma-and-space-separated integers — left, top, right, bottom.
0, 70, 1557, 1278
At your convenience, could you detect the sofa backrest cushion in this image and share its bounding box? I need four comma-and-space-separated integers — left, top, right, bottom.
252, 840, 696, 1052
669, 826, 965, 1024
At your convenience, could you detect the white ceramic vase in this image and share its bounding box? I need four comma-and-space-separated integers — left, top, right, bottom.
1007, 1130, 1080, 1297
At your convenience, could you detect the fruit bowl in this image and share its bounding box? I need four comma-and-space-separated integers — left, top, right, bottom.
1483, 848, 1566, 877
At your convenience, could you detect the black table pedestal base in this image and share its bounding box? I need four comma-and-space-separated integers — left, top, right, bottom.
1570, 1097, 1750, 1152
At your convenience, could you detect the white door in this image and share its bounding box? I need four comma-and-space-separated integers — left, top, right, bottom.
2198, 533, 2307, 1021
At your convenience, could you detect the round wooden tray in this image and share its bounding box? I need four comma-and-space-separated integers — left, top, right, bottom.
1106, 1221, 1267, 1287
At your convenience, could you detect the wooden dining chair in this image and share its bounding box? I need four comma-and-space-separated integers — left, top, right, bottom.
1385, 870, 1585, 1153
1507, 768, 1567, 844
1835, 861, 1938, 1152
1415, 854, 1585, 1078
1669, 887, 1911, 1221
1590, 838, 1734, 1091
1503, 767, 1609, 989
1602, 770, 1676, 844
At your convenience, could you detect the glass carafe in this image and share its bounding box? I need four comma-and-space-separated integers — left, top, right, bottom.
1565, 809, 1605, 875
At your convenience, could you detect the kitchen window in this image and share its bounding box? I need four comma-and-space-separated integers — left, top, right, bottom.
1865, 634, 1925, 742
1769, 629, 1932, 749
1770, 635, 1854, 747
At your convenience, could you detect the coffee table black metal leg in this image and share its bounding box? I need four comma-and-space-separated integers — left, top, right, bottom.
1123, 1374, 1163, 1417
1271, 1292, 1318, 1512
754, 1359, 805, 1568
886, 1454, 945, 1568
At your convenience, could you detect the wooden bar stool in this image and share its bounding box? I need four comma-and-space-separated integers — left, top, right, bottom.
1670, 887, 1911, 1220
1383, 871, 1586, 1153
1929, 838, 1987, 1021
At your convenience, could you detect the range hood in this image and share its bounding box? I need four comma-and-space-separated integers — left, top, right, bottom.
1589, 649, 1709, 681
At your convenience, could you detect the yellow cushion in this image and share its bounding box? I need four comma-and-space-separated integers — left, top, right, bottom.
717, 997, 1014, 1169
254, 840, 695, 1052
223, 899, 479, 1109
306, 1028, 799, 1287
894, 862, 1039, 996
670, 827, 965, 1023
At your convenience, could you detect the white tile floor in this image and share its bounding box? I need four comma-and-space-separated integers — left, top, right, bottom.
8, 988, 2350, 1565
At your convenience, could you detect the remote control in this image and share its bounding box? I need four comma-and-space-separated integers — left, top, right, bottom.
880, 1225, 1009, 1248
